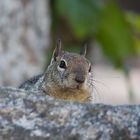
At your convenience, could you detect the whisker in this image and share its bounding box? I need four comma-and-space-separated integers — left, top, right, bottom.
92, 84, 102, 103
92, 79, 109, 90
88, 82, 102, 103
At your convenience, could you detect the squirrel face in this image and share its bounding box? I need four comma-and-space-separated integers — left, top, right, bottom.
55, 52, 91, 89
43, 40, 93, 102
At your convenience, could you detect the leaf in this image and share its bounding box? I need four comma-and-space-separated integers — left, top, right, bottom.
96, 1, 135, 67
55, 0, 102, 39
126, 13, 140, 54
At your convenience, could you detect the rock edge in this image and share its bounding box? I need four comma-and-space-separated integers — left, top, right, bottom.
0, 87, 140, 140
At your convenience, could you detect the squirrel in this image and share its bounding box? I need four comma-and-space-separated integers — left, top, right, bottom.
19, 40, 93, 103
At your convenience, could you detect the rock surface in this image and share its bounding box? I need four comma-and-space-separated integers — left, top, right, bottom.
0, 87, 140, 140
0, 0, 50, 86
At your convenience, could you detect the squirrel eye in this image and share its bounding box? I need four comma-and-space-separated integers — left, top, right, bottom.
59, 60, 66, 69
89, 65, 91, 72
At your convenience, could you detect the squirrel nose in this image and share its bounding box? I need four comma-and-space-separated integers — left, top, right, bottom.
75, 75, 85, 84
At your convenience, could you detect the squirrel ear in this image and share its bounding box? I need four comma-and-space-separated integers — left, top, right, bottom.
80, 44, 87, 56
53, 39, 62, 61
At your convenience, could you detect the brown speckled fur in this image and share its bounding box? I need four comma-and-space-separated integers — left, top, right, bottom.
42, 41, 93, 103
19, 41, 93, 103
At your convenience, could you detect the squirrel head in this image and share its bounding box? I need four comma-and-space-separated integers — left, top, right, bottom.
45, 39, 92, 93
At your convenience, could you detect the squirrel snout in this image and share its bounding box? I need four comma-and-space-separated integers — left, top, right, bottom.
75, 75, 85, 84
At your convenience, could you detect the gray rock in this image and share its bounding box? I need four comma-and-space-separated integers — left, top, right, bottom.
0, 87, 140, 140
0, 0, 50, 86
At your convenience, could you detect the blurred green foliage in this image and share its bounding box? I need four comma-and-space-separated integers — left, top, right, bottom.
55, 0, 102, 38
96, 2, 135, 67
51, 0, 138, 69
127, 13, 140, 54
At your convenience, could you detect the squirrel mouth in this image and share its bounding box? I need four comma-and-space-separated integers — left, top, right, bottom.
76, 84, 83, 90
